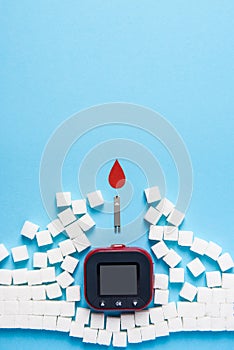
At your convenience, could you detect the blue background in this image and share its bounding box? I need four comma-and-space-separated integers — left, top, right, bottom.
0, 1, 234, 349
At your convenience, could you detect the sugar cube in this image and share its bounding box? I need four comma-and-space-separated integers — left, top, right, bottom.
222, 273, 234, 288
61, 255, 79, 274
148, 225, 163, 241
197, 287, 212, 303
43, 315, 57, 331
12, 268, 28, 285
151, 241, 169, 259
33, 252, 47, 269
57, 316, 72, 332
106, 316, 120, 332
0, 269, 12, 285
60, 301, 75, 317
212, 288, 226, 303
31, 285, 46, 300
211, 317, 225, 331
140, 325, 155, 341
90, 312, 105, 329
11, 245, 29, 263
163, 249, 182, 268
36, 230, 53, 247
183, 317, 197, 331
59, 239, 76, 257
27, 270, 42, 285
58, 208, 76, 227
0, 244, 9, 262
83, 327, 98, 343
197, 317, 211, 331
144, 186, 161, 204
28, 315, 43, 329
56, 271, 74, 289
155, 321, 169, 337
217, 253, 234, 272
112, 331, 127, 347
179, 282, 197, 301
178, 230, 194, 247
190, 237, 208, 255
167, 208, 184, 227
97, 329, 112, 346
153, 274, 168, 290
120, 313, 135, 330
69, 321, 85, 338
47, 219, 64, 238
162, 302, 178, 319
149, 307, 164, 323
75, 307, 90, 325
205, 271, 222, 288
127, 328, 142, 343
163, 226, 178, 241
41, 267, 56, 283
72, 199, 87, 215
17, 286, 32, 301
156, 198, 174, 217
169, 268, 184, 283
205, 303, 220, 317
205, 241, 222, 261
65, 220, 84, 239
135, 310, 150, 326
154, 290, 169, 305
44, 300, 61, 316
46, 283, 62, 299
144, 207, 162, 225
187, 258, 206, 277
87, 190, 104, 208
72, 233, 91, 253
168, 317, 183, 332
226, 289, 234, 302
15, 315, 29, 329
56, 192, 72, 207
77, 213, 95, 232
47, 248, 63, 264
20, 220, 39, 240
18, 300, 33, 314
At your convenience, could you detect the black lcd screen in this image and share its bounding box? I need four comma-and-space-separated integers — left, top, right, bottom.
99, 264, 138, 296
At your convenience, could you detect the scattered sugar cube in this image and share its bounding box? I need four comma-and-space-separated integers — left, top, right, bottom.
112, 331, 127, 347
0, 269, 12, 285
47, 219, 64, 238
154, 289, 169, 305
163, 226, 178, 241
69, 321, 85, 338
72, 233, 91, 253
179, 282, 197, 301
61, 255, 79, 274
217, 253, 234, 272
149, 307, 164, 323
60, 301, 75, 317
11, 245, 29, 263
27, 270, 42, 285
97, 329, 112, 346
183, 317, 197, 331
168, 317, 183, 332
66, 285, 81, 302
87, 190, 104, 208
163, 249, 182, 268
75, 307, 90, 325
0, 244, 9, 262
41, 267, 56, 283
167, 208, 185, 227
140, 325, 155, 341
90, 312, 105, 329
20, 220, 39, 240
197, 287, 212, 303
56, 192, 72, 207
148, 225, 163, 241
58, 208, 77, 227
120, 313, 135, 330
56, 271, 74, 289
169, 268, 185, 283
144, 186, 161, 204
190, 237, 208, 255
153, 274, 168, 290
31, 285, 46, 300
12, 268, 28, 285
206, 271, 222, 288
156, 198, 174, 217
197, 317, 211, 331
72, 199, 87, 215
47, 248, 63, 264
162, 302, 178, 319
155, 320, 169, 337
151, 241, 169, 259
222, 273, 234, 288
77, 213, 95, 232
127, 327, 142, 343
57, 316, 72, 332
187, 258, 206, 277
205, 241, 222, 261
135, 310, 150, 327
178, 230, 194, 247
46, 283, 62, 299
33, 252, 47, 269
43, 315, 57, 331
65, 221, 84, 239
59, 239, 76, 256
83, 327, 98, 344
144, 207, 162, 225
106, 316, 120, 332
36, 230, 53, 247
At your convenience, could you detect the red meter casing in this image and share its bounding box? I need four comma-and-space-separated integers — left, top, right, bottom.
84, 244, 154, 311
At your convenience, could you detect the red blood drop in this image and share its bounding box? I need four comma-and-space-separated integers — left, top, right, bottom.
108, 160, 126, 189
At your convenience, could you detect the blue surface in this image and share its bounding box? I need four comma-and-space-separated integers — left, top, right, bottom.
0, 1, 234, 349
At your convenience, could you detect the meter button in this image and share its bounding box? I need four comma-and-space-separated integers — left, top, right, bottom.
115, 300, 123, 307
99, 300, 106, 308
132, 300, 138, 307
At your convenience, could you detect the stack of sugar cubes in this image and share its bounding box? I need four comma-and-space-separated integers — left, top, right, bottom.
0, 185, 233, 347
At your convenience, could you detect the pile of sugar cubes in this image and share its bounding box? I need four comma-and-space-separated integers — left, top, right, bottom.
0, 185, 233, 347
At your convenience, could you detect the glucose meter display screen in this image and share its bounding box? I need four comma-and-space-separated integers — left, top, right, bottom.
99, 264, 138, 296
